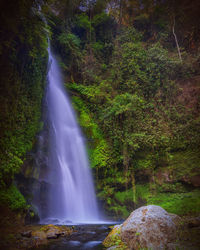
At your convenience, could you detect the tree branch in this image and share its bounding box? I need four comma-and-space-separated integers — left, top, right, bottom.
172, 16, 182, 62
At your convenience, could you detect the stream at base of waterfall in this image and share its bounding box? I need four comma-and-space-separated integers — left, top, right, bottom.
31, 224, 114, 250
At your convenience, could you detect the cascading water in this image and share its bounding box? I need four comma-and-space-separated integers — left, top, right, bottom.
42, 44, 99, 224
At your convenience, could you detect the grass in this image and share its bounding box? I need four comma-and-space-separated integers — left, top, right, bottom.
115, 189, 134, 203
147, 189, 200, 215
113, 185, 200, 217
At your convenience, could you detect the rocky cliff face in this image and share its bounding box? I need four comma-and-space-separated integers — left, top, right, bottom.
15, 129, 50, 222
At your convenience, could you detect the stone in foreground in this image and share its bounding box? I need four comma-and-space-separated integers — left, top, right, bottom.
121, 205, 177, 250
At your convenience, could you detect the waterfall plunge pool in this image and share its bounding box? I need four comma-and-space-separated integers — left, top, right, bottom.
31, 223, 118, 250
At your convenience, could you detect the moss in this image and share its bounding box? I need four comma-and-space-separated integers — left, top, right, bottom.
40, 224, 60, 232
157, 182, 187, 193
133, 183, 200, 215
68, 95, 113, 170
0, 185, 26, 211
167, 150, 200, 179
0, 2, 48, 189
112, 184, 200, 216
108, 189, 136, 218
135, 184, 150, 203
135, 153, 155, 171
103, 225, 128, 249
147, 189, 200, 215
111, 185, 151, 218
115, 189, 134, 204
109, 205, 130, 218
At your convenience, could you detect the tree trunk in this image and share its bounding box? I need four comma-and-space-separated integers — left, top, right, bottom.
132, 173, 136, 205
119, 0, 123, 26
172, 17, 182, 62
123, 142, 129, 190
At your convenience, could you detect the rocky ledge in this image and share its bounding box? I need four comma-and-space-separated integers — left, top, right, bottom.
13, 224, 73, 249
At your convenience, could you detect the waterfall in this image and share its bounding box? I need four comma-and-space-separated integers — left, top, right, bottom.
41, 44, 99, 224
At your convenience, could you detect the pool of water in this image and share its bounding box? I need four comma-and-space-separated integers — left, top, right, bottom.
37, 224, 114, 250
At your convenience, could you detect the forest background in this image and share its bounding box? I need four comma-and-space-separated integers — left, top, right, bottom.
0, 0, 200, 221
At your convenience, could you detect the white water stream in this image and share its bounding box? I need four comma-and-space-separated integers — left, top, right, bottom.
43, 45, 99, 224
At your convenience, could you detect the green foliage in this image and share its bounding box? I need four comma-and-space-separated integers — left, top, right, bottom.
90, 140, 110, 169
111, 33, 181, 98
147, 190, 200, 215
64, 25, 199, 217
47, 2, 200, 218
68, 83, 100, 102
0, 154, 23, 187
0, 0, 199, 224
58, 33, 81, 48
109, 205, 130, 218
115, 189, 134, 204
57, 32, 82, 72
112, 184, 200, 216
0, 1, 48, 188
76, 13, 92, 32
68, 94, 114, 171
135, 184, 150, 203
157, 183, 187, 193
134, 155, 154, 170
167, 150, 200, 180
0, 185, 26, 211
92, 12, 110, 27
92, 41, 104, 51
104, 93, 145, 117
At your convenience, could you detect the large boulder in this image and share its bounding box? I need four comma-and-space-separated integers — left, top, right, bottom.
121, 205, 177, 250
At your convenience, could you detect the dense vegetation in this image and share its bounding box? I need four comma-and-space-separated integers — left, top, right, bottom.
47, 0, 200, 217
0, 0, 199, 220
0, 0, 48, 211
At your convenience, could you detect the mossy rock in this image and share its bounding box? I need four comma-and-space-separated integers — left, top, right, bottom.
40, 224, 60, 232
40, 224, 72, 237
103, 224, 128, 249
32, 230, 47, 245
